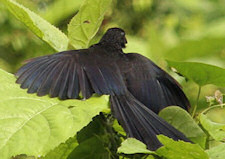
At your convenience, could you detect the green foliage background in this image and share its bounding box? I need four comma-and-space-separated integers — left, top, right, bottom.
1, 0, 225, 108
0, 0, 225, 159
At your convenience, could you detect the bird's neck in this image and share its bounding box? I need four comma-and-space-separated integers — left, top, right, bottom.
99, 41, 124, 53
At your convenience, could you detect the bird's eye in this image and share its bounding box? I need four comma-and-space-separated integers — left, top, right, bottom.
120, 32, 125, 36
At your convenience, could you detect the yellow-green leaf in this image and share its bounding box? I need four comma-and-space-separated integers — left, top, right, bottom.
0, 68, 109, 159
1, 0, 69, 51
159, 106, 207, 148
156, 135, 209, 159
118, 138, 155, 155
167, 61, 225, 87
68, 0, 112, 49
200, 113, 225, 141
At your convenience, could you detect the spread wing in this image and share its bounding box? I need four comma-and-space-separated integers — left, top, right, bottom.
15, 49, 126, 99
121, 53, 190, 113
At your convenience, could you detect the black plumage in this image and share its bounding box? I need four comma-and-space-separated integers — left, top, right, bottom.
15, 27, 191, 150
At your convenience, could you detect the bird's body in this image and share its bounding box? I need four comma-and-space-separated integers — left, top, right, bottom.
15, 28, 191, 150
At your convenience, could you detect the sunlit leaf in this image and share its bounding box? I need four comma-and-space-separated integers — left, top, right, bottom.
43, 135, 78, 159
200, 113, 225, 141
156, 135, 209, 159
117, 138, 155, 155
167, 61, 225, 87
206, 143, 225, 159
0, 69, 109, 159
41, 0, 82, 25
1, 0, 68, 51
113, 119, 126, 136
159, 106, 207, 148
68, 0, 112, 49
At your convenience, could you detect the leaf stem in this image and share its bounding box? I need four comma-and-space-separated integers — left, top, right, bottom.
192, 86, 201, 117
201, 103, 225, 114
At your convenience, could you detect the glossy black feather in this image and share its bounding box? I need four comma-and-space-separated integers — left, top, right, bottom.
37, 61, 62, 96
67, 63, 80, 99
16, 59, 49, 85
110, 93, 190, 150
28, 60, 59, 93
15, 57, 48, 77
77, 65, 94, 99
122, 53, 190, 113
21, 60, 56, 90
50, 61, 69, 98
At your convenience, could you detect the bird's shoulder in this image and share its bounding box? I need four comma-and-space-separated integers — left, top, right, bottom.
123, 53, 167, 76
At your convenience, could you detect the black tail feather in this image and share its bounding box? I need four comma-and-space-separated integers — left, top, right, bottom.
110, 93, 191, 151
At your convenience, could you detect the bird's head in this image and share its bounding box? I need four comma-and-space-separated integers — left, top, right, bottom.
99, 28, 127, 49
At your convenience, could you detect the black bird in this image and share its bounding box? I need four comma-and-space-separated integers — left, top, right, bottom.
15, 28, 191, 150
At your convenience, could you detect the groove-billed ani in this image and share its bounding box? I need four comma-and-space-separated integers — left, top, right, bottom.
15, 28, 191, 150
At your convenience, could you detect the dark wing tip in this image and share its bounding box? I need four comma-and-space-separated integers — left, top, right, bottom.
15, 51, 97, 100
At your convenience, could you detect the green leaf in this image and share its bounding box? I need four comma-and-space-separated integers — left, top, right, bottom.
165, 37, 225, 62
118, 138, 155, 155
41, 0, 82, 25
167, 61, 225, 87
77, 115, 107, 143
1, 0, 68, 51
76, 115, 121, 158
67, 136, 111, 159
113, 119, 126, 136
68, 0, 112, 49
200, 113, 225, 141
42, 135, 78, 159
159, 106, 207, 148
0, 69, 109, 159
11, 154, 35, 159
206, 143, 225, 159
156, 135, 209, 159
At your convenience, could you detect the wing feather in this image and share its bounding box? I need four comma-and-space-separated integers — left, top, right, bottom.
121, 53, 190, 113
15, 49, 127, 99
36, 61, 63, 96
20, 60, 57, 90
49, 61, 69, 98
15, 57, 48, 77
67, 63, 80, 99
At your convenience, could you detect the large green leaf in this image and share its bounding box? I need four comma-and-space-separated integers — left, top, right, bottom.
1, 0, 68, 51
117, 138, 155, 155
41, 0, 82, 25
167, 61, 225, 87
206, 143, 225, 159
156, 135, 209, 159
75, 115, 121, 158
0, 69, 109, 159
200, 114, 225, 141
159, 106, 207, 148
165, 37, 225, 62
44, 115, 120, 159
68, 0, 112, 49
76, 115, 107, 143
67, 136, 111, 159
43, 135, 78, 159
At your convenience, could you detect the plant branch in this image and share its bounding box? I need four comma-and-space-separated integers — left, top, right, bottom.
201, 103, 225, 114
192, 86, 201, 117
